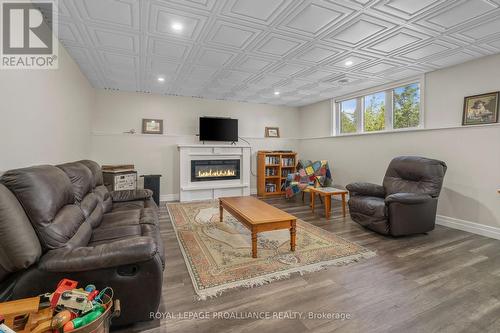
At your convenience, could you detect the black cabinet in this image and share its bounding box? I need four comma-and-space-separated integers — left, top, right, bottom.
141, 175, 162, 205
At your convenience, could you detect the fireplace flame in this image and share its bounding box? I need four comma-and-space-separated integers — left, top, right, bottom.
197, 168, 236, 178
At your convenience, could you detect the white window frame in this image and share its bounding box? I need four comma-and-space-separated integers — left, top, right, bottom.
333, 76, 424, 136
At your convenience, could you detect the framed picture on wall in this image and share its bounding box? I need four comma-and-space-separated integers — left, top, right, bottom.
462, 92, 499, 126
265, 127, 280, 138
142, 119, 164, 134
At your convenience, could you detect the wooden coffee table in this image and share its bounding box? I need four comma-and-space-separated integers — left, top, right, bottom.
310, 187, 348, 218
219, 196, 297, 258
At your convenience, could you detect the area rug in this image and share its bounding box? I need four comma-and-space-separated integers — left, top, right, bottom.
167, 200, 375, 300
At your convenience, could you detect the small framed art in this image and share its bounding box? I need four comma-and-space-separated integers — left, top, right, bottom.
462, 92, 499, 126
265, 127, 280, 138
142, 119, 164, 134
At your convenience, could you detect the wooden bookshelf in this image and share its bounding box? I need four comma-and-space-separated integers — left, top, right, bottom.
257, 151, 297, 197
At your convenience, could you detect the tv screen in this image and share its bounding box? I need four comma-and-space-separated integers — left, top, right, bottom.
199, 117, 238, 142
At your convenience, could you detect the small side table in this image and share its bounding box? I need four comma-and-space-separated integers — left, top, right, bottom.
310, 187, 348, 218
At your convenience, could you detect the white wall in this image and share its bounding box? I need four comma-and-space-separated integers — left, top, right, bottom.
0, 44, 95, 171
298, 53, 500, 229
90, 91, 300, 198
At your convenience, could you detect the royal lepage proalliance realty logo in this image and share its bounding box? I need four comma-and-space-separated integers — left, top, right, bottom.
1, 0, 58, 69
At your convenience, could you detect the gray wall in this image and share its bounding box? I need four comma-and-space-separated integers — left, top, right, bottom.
0, 44, 95, 171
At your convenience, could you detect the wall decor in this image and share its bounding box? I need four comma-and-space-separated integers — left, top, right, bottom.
265, 127, 280, 138
463, 92, 499, 126
142, 119, 163, 134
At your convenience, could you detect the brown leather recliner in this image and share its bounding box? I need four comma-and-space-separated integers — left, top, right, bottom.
346, 156, 447, 236
0, 160, 164, 326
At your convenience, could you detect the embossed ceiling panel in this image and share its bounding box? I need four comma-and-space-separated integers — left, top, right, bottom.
50, 0, 500, 107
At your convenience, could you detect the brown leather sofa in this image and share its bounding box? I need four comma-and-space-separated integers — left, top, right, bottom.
346, 156, 447, 236
0, 160, 164, 326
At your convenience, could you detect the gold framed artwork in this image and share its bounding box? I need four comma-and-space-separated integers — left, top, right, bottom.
265, 127, 280, 138
142, 119, 163, 134
462, 92, 499, 126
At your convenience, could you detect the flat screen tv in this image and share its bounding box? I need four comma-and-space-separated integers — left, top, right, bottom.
199, 117, 238, 142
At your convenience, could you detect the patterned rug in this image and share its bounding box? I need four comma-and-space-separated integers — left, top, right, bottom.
167, 200, 375, 300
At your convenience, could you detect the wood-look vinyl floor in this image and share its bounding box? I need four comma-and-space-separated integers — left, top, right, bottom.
115, 196, 500, 333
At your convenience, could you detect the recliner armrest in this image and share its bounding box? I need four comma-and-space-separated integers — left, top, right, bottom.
111, 189, 153, 202
38, 236, 158, 272
385, 193, 432, 205
346, 182, 385, 198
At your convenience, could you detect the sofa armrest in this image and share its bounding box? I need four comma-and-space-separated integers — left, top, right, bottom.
38, 237, 158, 272
346, 182, 385, 198
385, 193, 432, 205
111, 189, 153, 202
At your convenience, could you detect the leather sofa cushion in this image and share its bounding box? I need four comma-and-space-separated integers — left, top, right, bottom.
0, 184, 42, 279
1, 166, 89, 251
78, 160, 104, 187
112, 201, 144, 211
57, 163, 104, 229
112, 197, 157, 213
90, 225, 142, 244
42, 205, 90, 249
141, 224, 165, 266
94, 185, 112, 213
38, 236, 159, 272
99, 210, 141, 229
1, 165, 74, 228
383, 156, 447, 197
57, 162, 93, 202
348, 196, 386, 218
110, 189, 152, 203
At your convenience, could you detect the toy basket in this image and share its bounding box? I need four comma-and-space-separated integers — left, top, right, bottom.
70, 296, 120, 333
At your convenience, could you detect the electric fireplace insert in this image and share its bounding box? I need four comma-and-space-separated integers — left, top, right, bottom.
191, 159, 240, 182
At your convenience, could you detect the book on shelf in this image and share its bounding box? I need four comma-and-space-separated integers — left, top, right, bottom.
265, 156, 280, 165
265, 168, 278, 176
281, 158, 295, 167
265, 183, 277, 193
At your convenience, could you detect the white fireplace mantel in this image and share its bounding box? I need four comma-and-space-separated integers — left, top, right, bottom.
178, 144, 251, 202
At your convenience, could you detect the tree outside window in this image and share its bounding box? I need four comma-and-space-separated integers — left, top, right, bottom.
364, 92, 385, 132
393, 83, 420, 129
340, 99, 357, 133
336, 82, 421, 135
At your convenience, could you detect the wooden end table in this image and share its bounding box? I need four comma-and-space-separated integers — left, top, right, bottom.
219, 196, 297, 258
310, 187, 348, 218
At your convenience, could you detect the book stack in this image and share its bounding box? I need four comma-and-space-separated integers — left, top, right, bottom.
265, 156, 280, 165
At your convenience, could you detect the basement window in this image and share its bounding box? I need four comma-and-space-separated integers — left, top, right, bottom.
333, 78, 423, 136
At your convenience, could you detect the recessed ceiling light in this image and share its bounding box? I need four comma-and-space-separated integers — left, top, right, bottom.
157, 76, 165, 83
274, 91, 280, 96
171, 22, 183, 32
345, 60, 354, 67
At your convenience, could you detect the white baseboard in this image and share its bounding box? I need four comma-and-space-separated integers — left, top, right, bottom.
160, 194, 179, 202
436, 215, 500, 240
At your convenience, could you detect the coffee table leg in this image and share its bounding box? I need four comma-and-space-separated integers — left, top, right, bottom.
325, 194, 331, 219
311, 192, 315, 212
251, 230, 257, 258
290, 220, 296, 252
342, 193, 346, 217
219, 201, 223, 222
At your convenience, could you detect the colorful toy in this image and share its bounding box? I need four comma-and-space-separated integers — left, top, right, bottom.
51, 310, 76, 329
62, 305, 105, 332
50, 279, 78, 309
